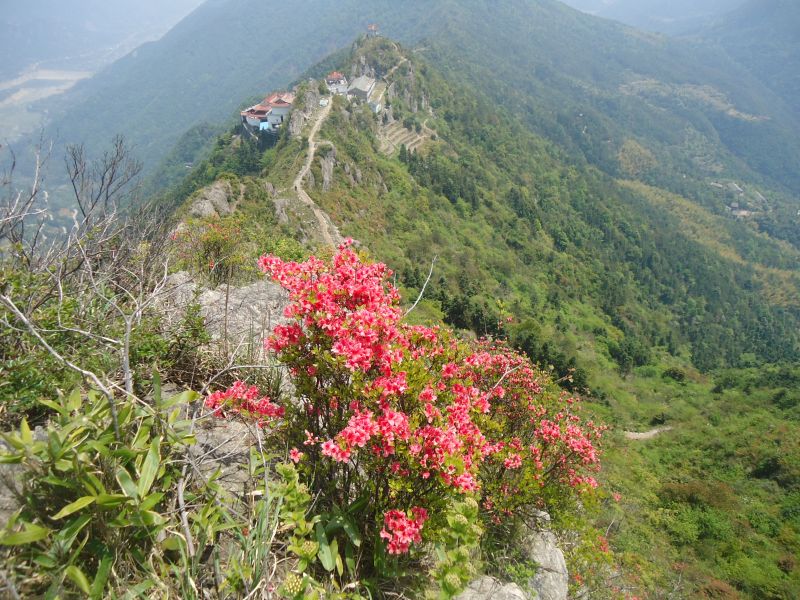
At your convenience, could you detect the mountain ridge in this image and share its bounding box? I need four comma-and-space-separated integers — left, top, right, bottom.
166, 37, 800, 596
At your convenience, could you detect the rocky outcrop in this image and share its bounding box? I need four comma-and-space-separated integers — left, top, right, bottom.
351, 55, 376, 80
458, 511, 569, 600
320, 149, 336, 192
273, 197, 291, 225
456, 576, 527, 600
192, 418, 256, 498
188, 180, 237, 218
303, 87, 320, 111
288, 87, 321, 139
159, 272, 290, 360
289, 110, 307, 138
525, 512, 569, 600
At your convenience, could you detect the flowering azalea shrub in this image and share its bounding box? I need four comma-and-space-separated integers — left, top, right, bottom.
205, 241, 604, 593
205, 380, 285, 422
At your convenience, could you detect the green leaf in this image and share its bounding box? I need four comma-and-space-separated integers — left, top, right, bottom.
345, 541, 356, 574
83, 473, 107, 496
116, 468, 138, 500
341, 515, 362, 547
137, 510, 166, 527
37, 397, 65, 415
162, 390, 200, 410
20, 418, 32, 444
90, 553, 113, 599
0, 523, 50, 545
122, 579, 155, 599
137, 437, 161, 498
95, 494, 130, 508
315, 522, 335, 571
139, 492, 164, 512
65, 565, 91, 594
161, 536, 184, 552
33, 554, 57, 569
55, 514, 91, 550
346, 494, 369, 515
66, 389, 82, 412
52, 496, 95, 519
152, 370, 162, 409
1, 432, 25, 450
335, 550, 344, 577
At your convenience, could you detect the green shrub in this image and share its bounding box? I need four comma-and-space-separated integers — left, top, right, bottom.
0, 385, 223, 597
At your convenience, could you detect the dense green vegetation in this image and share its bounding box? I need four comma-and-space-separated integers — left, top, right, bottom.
604, 365, 800, 598
194, 37, 799, 597
5, 0, 800, 595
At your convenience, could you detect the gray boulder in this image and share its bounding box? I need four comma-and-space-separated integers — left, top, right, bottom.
525, 513, 569, 600
187, 180, 237, 218
197, 277, 289, 354
456, 576, 528, 600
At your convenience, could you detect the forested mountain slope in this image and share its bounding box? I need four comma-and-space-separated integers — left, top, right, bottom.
22, 0, 800, 213
559, 0, 743, 34
701, 0, 800, 121
165, 37, 800, 597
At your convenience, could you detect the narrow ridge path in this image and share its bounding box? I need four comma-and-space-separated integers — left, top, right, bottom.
292, 100, 342, 248
623, 426, 673, 441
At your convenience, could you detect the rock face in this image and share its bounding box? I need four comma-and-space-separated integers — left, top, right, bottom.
458, 512, 569, 600
289, 110, 307, 137
320, 149, 336, 192
161, 272, 290, 360
192, 418, 256, 498
0, 427, 47, 525
525, 514, 569, 600
188, 180, 236, 218
456, 576, 528, 600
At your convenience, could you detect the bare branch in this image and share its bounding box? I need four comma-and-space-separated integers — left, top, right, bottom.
404, 255, 438, 317
0, 292, 120, 439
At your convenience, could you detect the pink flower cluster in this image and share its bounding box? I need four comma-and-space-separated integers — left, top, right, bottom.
205, 381, 284, 426
211, 244, 607, 555
380, 507, 429, 554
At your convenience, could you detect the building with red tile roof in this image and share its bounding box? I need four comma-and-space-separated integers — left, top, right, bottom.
241, 91, 295, 132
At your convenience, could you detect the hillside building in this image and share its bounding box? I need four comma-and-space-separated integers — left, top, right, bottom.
326, 71, 348, 95
348, 75, 376, 101
240, 91, 295, 133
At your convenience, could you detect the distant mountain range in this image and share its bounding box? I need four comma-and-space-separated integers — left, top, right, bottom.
18, 0, 797, 196
0, 0, 204, 79
559, 0, 745, 33
701, 0, 800, 120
